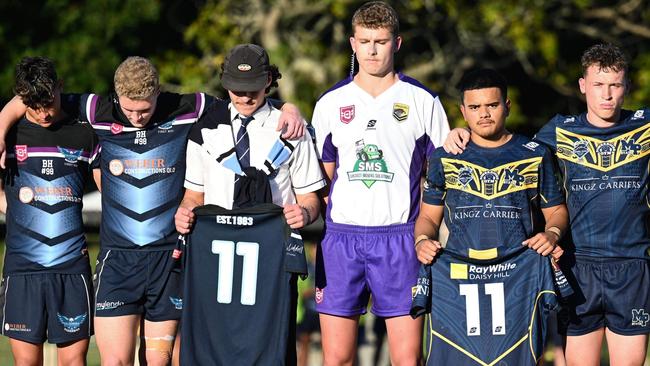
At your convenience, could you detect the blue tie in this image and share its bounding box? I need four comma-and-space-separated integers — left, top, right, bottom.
235, 115, 254, 169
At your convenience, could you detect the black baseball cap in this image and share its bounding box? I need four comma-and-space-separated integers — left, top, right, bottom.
220, 44, 270, 92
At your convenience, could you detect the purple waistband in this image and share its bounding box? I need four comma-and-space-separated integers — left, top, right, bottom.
324, 221, 415, 234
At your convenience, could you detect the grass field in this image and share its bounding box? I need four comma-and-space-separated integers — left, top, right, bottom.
0, 232, 648, 365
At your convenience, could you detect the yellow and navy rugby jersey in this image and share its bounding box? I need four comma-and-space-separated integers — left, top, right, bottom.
411, 249, 557, 366
66, 92, 216, 250
4, 117, 99, 275
534, 108, 650, 259
424, 134, 564, 259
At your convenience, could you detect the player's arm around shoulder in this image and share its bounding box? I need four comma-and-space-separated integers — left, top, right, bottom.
275, 102, 305, 139
0, 96, 28, 168
175, 189, 205, 234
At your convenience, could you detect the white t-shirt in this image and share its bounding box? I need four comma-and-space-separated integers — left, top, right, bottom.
185, 100, 325, 208
312, 74, 449, 226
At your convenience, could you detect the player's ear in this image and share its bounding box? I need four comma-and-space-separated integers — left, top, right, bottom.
349, 36, 357, 54
459, 103, 468, 121
505, 98, 511, 117
578, 77, 586, 95
393, 35, 402, 53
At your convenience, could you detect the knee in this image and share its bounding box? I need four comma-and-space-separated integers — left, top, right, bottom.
13, 357, 41, 366
144, 336, 174, 366
98, 355, 135, 366
322, 350, 355, 366
57, 353, 86, 366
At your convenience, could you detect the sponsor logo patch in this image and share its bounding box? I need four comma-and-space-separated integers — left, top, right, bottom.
237, 63, 252, 71
96, 300, 125, 311
109, 159, 124, 176
339, 105, 355, 124
347, 140, 394, 188
4, 323, 31, 332
18, 187, 35, 204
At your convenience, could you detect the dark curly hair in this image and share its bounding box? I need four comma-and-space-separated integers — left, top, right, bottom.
13, 56, 59, 109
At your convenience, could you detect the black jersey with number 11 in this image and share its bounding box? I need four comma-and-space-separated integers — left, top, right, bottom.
181, 203, 307, 366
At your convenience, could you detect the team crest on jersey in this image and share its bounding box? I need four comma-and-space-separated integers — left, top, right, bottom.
441, 157, 541, 200
457, 167, 474, 187
110, 123, 123, 134
347, 140, 394, 188
632, 309, 649, 327
339, 105, 355, 124
315, 287, 324, 304
57, 312, 87, 333
57, 146, 83, 164
158, 120, 174, 131
556, 125, 650, 171
392, 103, 409, 122
632, 109, 645, 120
169, 297, 183, 310
15, 145, 28, 162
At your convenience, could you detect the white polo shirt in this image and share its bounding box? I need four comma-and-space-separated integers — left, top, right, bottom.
185, 100, 325, 208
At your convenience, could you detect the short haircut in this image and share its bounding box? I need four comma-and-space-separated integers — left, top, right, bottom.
14, 56, 59, 109
114, 56, 160, 99
458, 68, 508, 104
581, 43, 628, 76
352, 1, 399, 36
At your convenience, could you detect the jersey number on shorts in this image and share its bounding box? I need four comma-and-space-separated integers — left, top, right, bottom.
459, 283, 506, 336
211, 240, 260, 305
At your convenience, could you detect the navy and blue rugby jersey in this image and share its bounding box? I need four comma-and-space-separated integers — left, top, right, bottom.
534, 108, 650, 259
71, 92, 215, 250
411, 249, 557, 366
424, 134, 564, 259
3, 117, 98, 275
181, 204, 307, 366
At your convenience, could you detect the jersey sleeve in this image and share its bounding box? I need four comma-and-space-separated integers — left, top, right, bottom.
410, 264, 432, 318
310, 100, 336, 163
288, 127, 326, 195
284, 231, 308, 277
538, 147, 564, 208
184, 132, 206, 193
87, 124, 101, 168
424, 96, 451, 155
422, 151, 447, 205
533, 118, 558, 152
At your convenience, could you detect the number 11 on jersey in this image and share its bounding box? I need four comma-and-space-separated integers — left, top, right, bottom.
459, 282, 506, 336
212, 240, 260, 305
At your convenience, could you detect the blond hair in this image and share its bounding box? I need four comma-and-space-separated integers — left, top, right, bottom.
114, 56, 159, 99
352, 1, 399, 36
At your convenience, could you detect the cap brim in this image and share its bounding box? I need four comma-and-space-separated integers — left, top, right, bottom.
221, 73, 268, 92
